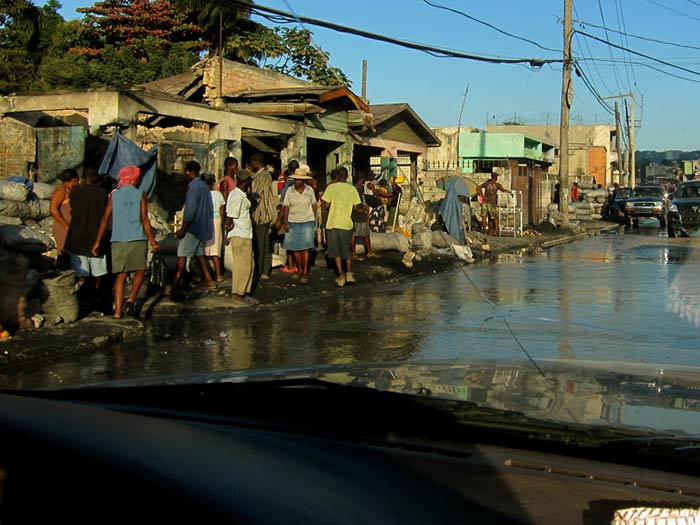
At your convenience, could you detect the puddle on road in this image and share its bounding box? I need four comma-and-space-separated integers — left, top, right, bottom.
2, 234, 700, 390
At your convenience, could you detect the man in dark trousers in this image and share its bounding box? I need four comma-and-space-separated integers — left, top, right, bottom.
249, 153, 277, 280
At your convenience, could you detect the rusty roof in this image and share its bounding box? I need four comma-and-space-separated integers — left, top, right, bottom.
141, 70, 201, 97
226, 86, 370, 113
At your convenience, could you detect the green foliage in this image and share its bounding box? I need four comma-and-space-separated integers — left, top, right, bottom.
76, 0, 205, 58
0, 0, 349, 94
226, 26, 350, 86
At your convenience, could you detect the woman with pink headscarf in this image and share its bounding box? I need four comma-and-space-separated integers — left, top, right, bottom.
92, 166, 160, 318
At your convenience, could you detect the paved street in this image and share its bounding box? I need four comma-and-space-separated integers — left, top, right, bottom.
3, 223, 699, 389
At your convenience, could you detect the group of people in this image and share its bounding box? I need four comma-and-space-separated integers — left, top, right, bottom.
50, 166, 160, 318
49, 154, 404, 318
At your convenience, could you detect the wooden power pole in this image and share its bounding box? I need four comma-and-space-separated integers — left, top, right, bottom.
615, 101, 623, 185
558, 0, 573, 225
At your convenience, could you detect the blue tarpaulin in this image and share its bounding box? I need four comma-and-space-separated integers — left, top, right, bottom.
99, 134, 158, 197
439, 178, 471, 245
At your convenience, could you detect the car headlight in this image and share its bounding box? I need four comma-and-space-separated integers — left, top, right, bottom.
625, 202, 634, 210
670, 204, 678, 213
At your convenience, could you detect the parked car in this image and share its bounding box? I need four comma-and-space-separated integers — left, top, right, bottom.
607, 187, 630, 222
624, 185, 670, 228
667, 180, 700, 237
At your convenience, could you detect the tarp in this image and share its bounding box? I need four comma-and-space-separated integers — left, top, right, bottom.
439, 178, 471, 245
99, 134, 158, 197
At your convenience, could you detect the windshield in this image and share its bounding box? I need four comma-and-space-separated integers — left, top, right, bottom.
677, 184, 700, 198
1, 1, 699, 444
631, 187, 664, 198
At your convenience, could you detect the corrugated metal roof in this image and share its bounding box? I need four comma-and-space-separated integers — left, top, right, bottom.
226, 86, 342, 99
141, 70, 201, 96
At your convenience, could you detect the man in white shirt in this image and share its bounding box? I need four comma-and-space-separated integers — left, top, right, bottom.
224, 171, 257, 306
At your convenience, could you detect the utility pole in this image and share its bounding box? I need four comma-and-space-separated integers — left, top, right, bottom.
602, 93, 636, 187
457, 83, 469, 172
614, 101, 623, 185
558, 0, 573, 225
625, 101, 632, 187
361, 59, 367, 101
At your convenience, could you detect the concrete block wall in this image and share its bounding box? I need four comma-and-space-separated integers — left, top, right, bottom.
203, 59, 310, 102
0, 117, 36, 179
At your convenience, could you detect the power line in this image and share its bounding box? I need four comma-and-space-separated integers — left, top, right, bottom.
687, 0, 700, 7
596, 0, 625, 94
579, 57, 700, 83
614, 0, 638, 92
647, 0, 700, 22
233, 0, 562, 67
572, 2, 614, 96
576, 30, 700, 77
617, 0, 639, 90
573, 65, 616, 115
573, 18, 700, 51
419, 0, 560, 53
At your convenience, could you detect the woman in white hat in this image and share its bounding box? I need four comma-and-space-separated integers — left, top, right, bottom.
279, 167, 317, 284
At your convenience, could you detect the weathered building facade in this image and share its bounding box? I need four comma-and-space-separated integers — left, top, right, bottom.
0, 58, 439, 217
487, 124, 619, 187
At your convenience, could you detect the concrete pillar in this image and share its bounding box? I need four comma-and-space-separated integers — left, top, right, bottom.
229, 125, 243, 167
286, 125, 307, 165
208, 124, 227, 177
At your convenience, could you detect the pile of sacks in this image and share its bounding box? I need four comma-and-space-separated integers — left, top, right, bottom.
0, 223, 78, 333
0, 179, 56, 226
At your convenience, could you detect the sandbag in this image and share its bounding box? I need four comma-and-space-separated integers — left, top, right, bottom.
591, 213, 603, 220
412, 230, 432, 250
0, 216, 22, 225
0, 245, 29, 329
39, 216, 54, 231
370, 232, 410, 253
27, 199, 51, 220
32, 182, 57, 200
0, 224, 55, 253
0, 180, 29, 202
40, 270, 79, 324
0, 200, 30, 218
547, 203, 559, 212
431, 230, 461, 249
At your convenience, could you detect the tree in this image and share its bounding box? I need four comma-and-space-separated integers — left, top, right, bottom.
76, 0, 205, 58
226, 26, 350, 86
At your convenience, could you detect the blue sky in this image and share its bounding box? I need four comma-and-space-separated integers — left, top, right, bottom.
56, 0, 700, 151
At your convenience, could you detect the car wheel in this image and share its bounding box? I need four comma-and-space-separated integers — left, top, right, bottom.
632, 219, 639, 228
667, 224, 677, 238
659, 215, 667, 228
624, 215, 632, 228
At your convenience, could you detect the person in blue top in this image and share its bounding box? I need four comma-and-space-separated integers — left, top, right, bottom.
92, 165, 160, 319
172, 160, 215, 295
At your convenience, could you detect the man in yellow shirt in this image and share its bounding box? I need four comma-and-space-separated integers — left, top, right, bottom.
321, 167, 364, 287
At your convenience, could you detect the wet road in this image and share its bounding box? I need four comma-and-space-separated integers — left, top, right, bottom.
3, 222, 700, 389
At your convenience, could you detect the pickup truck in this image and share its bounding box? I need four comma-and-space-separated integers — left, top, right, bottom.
624, 185, 670, 228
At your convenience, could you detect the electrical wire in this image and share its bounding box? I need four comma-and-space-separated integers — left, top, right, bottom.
572, 3, 614, 96
596, 0, 625, 94
617, 0, 640, 91
419, 0, 561, 53
573, 18, 700, 51
647, 0, 700, 23
230, 0, 562, 66
613, 0, 634, 92
576, 30, 700, 77
578, 57, 700, 84
574, 65, 616, 116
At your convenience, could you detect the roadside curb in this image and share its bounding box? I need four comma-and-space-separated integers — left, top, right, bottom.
0, 314, 144, 371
